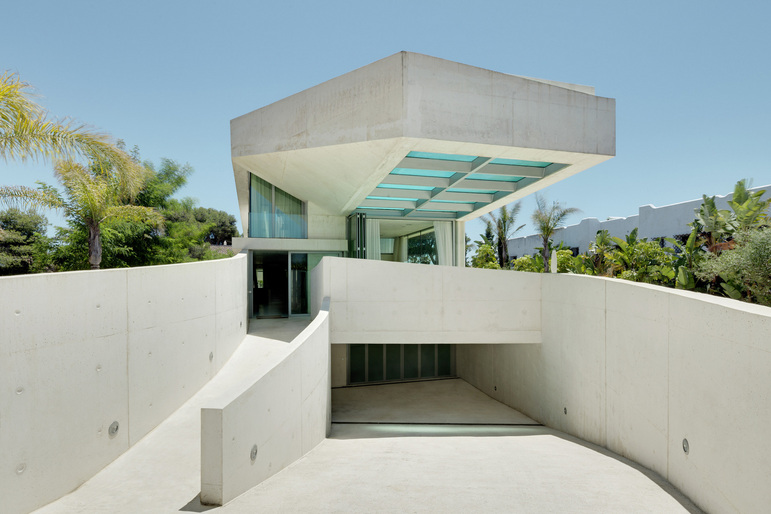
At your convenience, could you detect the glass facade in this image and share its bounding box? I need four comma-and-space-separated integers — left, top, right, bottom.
249, 174, 307, 238
348, 344, 453, 385
407, 229, 437, 264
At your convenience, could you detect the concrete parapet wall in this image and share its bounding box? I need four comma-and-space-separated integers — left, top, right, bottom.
200, 299, 331, 506
457, 273, 771, 514
0, 255, 247, 514
311, 257, 542, 345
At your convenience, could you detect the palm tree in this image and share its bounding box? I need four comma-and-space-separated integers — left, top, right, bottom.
1, 72, 163, 269
0, 71, 130, 165
27, 159, 164, 269
531, 194, 581, 272
482, 203, 524, 268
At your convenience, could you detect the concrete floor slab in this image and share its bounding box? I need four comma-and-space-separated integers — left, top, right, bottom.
332, 378, 538, 425
218, 423, 699, 514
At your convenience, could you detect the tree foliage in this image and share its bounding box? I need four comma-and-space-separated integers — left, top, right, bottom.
0, 71, 142, 180
482, 203, 524, 268
492, 181, 770, 307
531, 194, 581, 272
0, 208, 51, 275
470, 244, 500, 269
696, 229, 771, 306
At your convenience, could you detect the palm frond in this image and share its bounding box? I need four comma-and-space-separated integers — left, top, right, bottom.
0, 71, 43, 129
0, 184, 65, 211
103, 204, 164, 228
0, 71, 138, 170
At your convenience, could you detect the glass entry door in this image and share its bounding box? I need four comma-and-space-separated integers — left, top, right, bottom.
253, 251, 341, 318
252, 252, 289, 318
348, 344, 454, 385
290, 253, 308, 315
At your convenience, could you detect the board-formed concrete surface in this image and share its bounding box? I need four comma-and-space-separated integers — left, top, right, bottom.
333, 378, 538, 425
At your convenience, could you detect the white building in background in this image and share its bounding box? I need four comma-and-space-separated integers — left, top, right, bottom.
508, 184, 771, 257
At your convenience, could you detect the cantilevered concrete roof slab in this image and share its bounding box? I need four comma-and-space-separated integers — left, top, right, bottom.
232, 52, 615, 229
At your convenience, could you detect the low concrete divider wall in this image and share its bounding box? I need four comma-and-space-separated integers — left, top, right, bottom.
200, 298, 331, 506
0, 255, 247, 514
457, 272, 771, 514
311, 257, 542, 344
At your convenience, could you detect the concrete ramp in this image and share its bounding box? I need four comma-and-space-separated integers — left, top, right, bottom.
332, 378, 538, 425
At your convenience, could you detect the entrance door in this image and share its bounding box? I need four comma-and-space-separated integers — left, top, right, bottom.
252, 252, 288, 318
289, 253, 308, 315
253, 252, 341, 318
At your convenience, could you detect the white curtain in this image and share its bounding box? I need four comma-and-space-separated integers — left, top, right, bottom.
433, 221, 453, 266
366, 219, 381, 260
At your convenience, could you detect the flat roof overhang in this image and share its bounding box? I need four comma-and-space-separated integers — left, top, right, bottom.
232, 52, 615, 230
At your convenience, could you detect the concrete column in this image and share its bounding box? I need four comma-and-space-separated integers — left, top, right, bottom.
455, 220, 465, 267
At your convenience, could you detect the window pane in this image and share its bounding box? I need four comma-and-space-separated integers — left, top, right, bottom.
368, 344, 384, 382
420, 344, 436, 378
349, 345, 366, 384
290, 253, 308, 315
275, 186, 306, 238
385, 344, 401, 381
249, 175, 273, 238
403, 345, 419, 379
438, 344, 451, 376
407, 229, 437, 265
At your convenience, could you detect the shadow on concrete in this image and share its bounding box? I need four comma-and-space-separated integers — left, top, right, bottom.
332, 378, 539, 425
247, 316, 311, 342
331, 423, 542, 439
179, 494, 216, 512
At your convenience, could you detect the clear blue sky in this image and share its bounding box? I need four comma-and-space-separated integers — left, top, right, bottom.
3, 0, 770, 241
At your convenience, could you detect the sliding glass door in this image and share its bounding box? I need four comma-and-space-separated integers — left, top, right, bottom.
348, 344, 454, 385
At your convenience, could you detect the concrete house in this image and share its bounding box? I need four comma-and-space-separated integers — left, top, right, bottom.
231, 51, 615, 386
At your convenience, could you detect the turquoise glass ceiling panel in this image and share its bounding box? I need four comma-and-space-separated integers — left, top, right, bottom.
390, 168, 455, 178
466, 174, 524, 182
490, 158, 551, 167
447, 188, 498, 194
407, 151, 477, 162
431, 199, 477, 204
377, 184, 435, 191
366, 196, 417, 202
417, 208, 459, 212
359, 206, 405, 211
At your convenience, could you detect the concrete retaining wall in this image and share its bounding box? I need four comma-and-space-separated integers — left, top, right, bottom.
0, 255, 247, 514
200, 299, 331, 506
457, 272, 771, 514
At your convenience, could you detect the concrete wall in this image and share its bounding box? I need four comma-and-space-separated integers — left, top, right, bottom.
307, 202, 347, 240
200, 299, 330, 506
232, 51, 615, 228
457, 273, 771, 514
402, 52, 615, 157
0, 255, 247, 514
311, 257, 542, 345
508, 184, 771, 257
